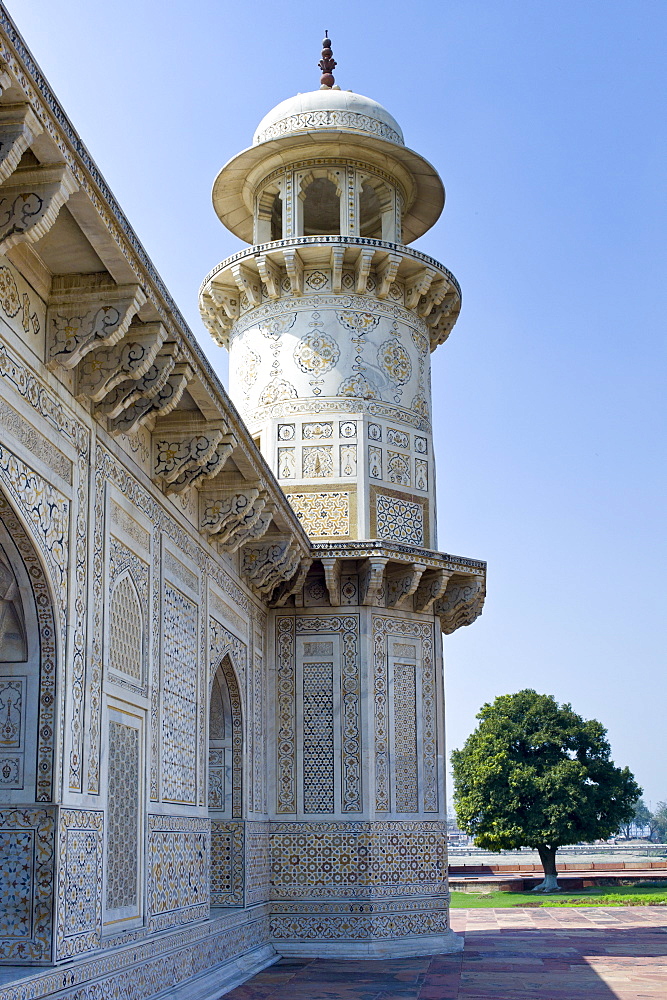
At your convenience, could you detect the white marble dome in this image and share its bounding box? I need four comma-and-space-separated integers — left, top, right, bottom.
253, 89, 405, 146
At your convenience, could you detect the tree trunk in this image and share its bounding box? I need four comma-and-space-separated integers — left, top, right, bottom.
532, 844, 560, 892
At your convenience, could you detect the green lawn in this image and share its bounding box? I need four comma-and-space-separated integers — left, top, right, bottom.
450, 883, 667, 908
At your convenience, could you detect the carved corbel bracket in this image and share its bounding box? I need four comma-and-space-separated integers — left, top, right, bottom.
269, 557, 313, 608
95, 341, 179, 419
241, 535, 300, 593
434, 574, 485, 634
425, 292, 460, 347
201, 487, 262, 541
359, 557, 388, 606
256, 254, 282, 300
165, 433, 238, 494
154, 428, 223, 484
0, 162, 78, 253
261, 542, 301, 594
107, 361, 193, 436
231, 262, 261, 307
47, 275, 147, 371
418, 277, 450, 318
405, 267, 435, 310
221, 506, 272, 553
355, 247, 375, 294
376, 253, 402, 299
0, 103, 44, 185
282, 248, 303, 296
75, 320, 167, 402
330, 245, 345, 293
208, 282, 240, 321
321, 556, 341, 607
414, 569, 452, 614
199, 290, 232, 348
0, 62, 12, 95
387, 562, 426, 609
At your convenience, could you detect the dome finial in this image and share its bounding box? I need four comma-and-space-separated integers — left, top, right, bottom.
318, 33, 337, 89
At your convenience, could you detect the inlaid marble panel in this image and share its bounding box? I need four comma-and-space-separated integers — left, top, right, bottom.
147, 815, 209, 932
56, 809, 104, 960
210, 820, 244, 906
0, 807, 55, 962
162, 584, 198, 804
106, 720, 139, 911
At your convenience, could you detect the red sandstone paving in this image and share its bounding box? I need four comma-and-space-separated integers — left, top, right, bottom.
220, 907, 667, 1000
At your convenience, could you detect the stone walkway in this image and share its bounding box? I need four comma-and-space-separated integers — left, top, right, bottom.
221, 908, 667, 999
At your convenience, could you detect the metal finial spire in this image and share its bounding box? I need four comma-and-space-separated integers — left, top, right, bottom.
318, 33, 337, 88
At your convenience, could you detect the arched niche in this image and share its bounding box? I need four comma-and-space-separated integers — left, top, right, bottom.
298, 169, 344, 237
0, 488, 58, 803
208, 653, 243, 819
359, 174, 396, 241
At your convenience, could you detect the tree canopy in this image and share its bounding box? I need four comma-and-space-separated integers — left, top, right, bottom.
451, 689, 641, 889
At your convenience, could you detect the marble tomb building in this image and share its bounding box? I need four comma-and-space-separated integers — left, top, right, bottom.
0, 16, 485, 1000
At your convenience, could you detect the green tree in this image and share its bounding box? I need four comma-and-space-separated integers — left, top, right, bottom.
630, 798, 653, 838
619, 797, 652, 839
651, 801, 667, 843
451, 690, 641, 891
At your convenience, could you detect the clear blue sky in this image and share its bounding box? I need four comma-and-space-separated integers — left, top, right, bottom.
11, 1, 666, 809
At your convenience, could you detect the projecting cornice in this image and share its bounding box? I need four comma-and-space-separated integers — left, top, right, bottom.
270, 539, 486, 633
200, 236, 461, 352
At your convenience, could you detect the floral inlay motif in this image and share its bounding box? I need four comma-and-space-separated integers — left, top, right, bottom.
387, 451, 411, 486
303, 445, 333, 478
305, 270, 328, 291
293, 329, 339, 375
258, 313, 297, 340
338, 372, 380, 400
411, 392, 429, 418
378, 338, 412, 385
0, 267, 20, 317
235, 347, 260, 390
259, 379, 298, 406
337, 311, 380, 334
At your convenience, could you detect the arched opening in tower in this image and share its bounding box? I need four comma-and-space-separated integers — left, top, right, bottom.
359, 181, 383, 238
270, 192, 283, 241
302, 177, 341, 236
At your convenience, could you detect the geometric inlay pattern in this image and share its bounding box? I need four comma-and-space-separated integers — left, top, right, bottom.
147, 815, 209, 932
56, 809, 104, 960
393, 662, 418, 812
285, 491, 349, 537
0, 806, 55, 962
302, 661, 334, 813
210, 820, 244, 906
274, 615, 362, 814
269, 820, 447, 899
109, 575, 143, 680
372, 616, 438, 813
106, 721, 139, 910
375, 492, 424, 546
162, 584, 198, 804
245, 821, 271, 906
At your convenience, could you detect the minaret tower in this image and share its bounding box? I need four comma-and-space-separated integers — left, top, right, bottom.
201, 40, 486, 958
